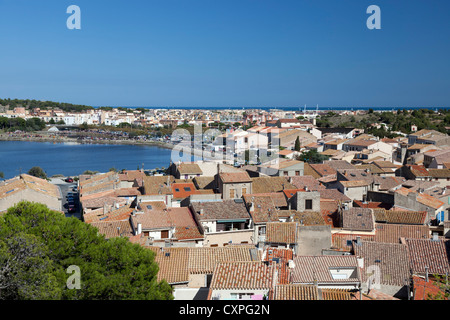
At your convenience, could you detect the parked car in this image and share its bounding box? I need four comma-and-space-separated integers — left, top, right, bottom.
65, 177, 74, 183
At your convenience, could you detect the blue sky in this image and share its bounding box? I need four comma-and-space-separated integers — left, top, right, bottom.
0, 0, 449, 108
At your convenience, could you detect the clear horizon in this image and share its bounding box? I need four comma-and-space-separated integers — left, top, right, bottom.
1, 1, 450, 108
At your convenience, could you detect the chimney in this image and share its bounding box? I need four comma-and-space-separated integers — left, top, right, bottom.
357, 257, 364, 269
288, 260, 296, 269
199, 209, 204, 216
137, 223, 142, 235
425, 266, 429, 282
432, 232, 439, 241
117, 226, 121, 236
356, 236, 362, 246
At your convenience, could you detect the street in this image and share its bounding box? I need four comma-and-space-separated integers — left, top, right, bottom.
50, 178, 81, 219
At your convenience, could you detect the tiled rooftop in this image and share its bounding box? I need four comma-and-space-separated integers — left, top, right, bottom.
265, 222, 297, 244
341, 208, 374, 232
405, 238, 450, 276
291, 256, 361, 284
191, 199, 250, 221
210, 261, 275, 290
353, 241, 410, 286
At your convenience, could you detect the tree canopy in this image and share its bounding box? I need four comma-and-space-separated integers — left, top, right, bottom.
296, 149, 329, 164
0, 98, 93, 113
0, 117, 46, 132
294, 136, 301, 151
0, 201, 173, 300
27, 166, 47, 180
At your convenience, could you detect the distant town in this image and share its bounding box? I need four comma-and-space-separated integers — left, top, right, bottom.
0, 100, 449, 301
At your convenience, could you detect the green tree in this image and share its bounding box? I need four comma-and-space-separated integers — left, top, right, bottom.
79, 122, 89, 130
0, 201, 173, 300
28, 166, 47, 180
0, 172, 4, 180
82, 170, 99, 175
0, 232, 62, 299
296, 149, 329, 164
294, 136, 301, 151
49, 118, 56, 125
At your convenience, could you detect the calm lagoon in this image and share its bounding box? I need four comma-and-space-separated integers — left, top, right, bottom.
0, 141, 173, 179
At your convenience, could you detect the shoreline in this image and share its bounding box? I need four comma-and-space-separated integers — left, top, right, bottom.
0, 133, 176, 150
0, 133, 222, 163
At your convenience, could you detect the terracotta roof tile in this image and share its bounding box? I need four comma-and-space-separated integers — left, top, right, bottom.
90, 220, 134, 239
405, 238, 450, 275
266, 222, 297, 244
210, 261, 275, 290
374, 224, 430, 243
191, 199, 250, 221
291, 256, 361, 284
288, 175, 325, 191
412, 276, 449, 300
373, 208, 427, 225
353, 241, 410, 286
251, 177, 297, 194
342, 208, 374, 232
188, 246, 260, 274
273, 284, 319, 300
177, 163, 203, 175
219, 172, 252, 183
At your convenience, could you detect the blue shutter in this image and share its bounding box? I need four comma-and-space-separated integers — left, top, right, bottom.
437, 211, 445, 223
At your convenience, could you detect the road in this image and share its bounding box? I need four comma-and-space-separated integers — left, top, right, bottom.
50, 178, 81, 219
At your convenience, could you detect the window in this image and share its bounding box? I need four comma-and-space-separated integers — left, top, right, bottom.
284, 171, 289, 176
258, 226, 266, 235
230, 188, 235, 199
242, 187, 247, 195
295, 171, 300, 176
184, 187, 191, 191
305, 199, 313, 210
161, 230, 169, 239
231, 293, 254, 300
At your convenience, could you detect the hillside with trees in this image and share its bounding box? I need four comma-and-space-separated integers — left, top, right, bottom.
315, 108, 450, 137
0, 98, 94, 113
